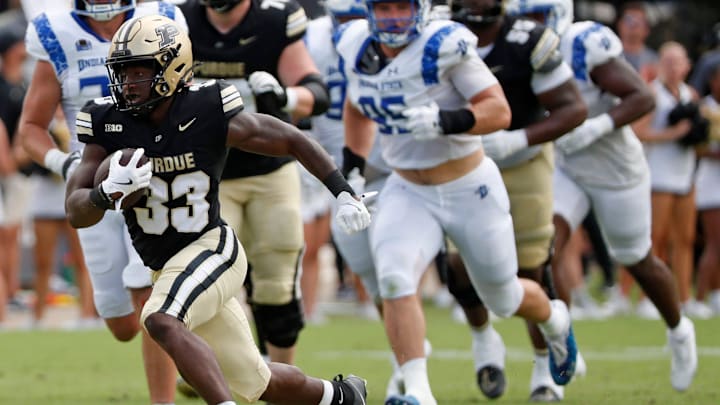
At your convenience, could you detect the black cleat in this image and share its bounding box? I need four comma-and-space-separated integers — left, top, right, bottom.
476, 365, 506, 399
334, 374, 368, 405
529, 386, 562, 402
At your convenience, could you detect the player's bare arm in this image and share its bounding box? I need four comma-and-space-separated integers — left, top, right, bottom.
527, 80, 587, 144
65, 144, 109, 228
18, 60, 63, 165
226, 111, 339, 185
343, 98, 377, 159
468, 84, 512, 134
591, 57, 655, 127
278, 40, 323, 118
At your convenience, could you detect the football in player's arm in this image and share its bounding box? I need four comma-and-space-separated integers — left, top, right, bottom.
65, 15, 369, 405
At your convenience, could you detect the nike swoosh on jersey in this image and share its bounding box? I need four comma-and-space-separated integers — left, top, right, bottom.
490, 65, 504, 74
238, 36, 257, 46
114, 179, 133, 185
179, 117, 197, 132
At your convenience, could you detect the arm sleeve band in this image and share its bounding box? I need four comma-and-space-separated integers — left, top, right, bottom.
298, 73, 330, 116
322, 169, 356, 197
341, 146, 366, 177
439, 108, 476, 135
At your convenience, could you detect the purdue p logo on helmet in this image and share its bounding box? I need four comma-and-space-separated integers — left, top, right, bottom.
106, 15, 193, 112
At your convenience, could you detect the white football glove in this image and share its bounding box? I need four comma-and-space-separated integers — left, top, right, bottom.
101, 148, 152, 210
248, 71, 286, 101
481, 129, 529, 161
403, 102, 443, 141
555, 113, 614, 155
346, 167, 366, 196
335, 191, 371, 234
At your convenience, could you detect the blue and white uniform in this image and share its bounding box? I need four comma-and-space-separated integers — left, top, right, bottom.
337, 19, 523, 316
553, 21, 652, 265
24, 2, 187, 318
298, 16, 345, 222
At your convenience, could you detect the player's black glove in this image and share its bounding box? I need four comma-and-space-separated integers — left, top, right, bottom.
248, 71, 288, 117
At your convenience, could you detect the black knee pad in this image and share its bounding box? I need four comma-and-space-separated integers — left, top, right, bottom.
446, 258, 483, 307
252, 300, 305, 348
518, 260, 557, 300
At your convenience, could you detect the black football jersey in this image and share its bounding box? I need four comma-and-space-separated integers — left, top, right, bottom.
484, 16, 564, 130
181, 0, 308, 179
77, 80, 245, 270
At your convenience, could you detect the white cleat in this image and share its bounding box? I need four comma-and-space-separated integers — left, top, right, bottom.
573, 351, 587, 378
667, 317, 697, 392
636, 298, 661, 320
682, 299, 713, 320
473, 326, 506, 399
529, 354, 564, 402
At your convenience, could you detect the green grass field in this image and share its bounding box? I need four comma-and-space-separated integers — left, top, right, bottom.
1, 305, 718, 404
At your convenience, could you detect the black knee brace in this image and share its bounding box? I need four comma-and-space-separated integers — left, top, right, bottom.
251, 299, 305, 348
446, 254, 483, 307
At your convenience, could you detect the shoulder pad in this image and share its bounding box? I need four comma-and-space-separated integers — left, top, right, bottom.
565, 22, 623, 76
76, 97, 115, 140
530, 28, 563, 73
210, 79, 245, 118
420, 21, 478, 84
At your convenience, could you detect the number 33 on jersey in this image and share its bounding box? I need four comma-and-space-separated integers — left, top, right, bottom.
76, 80, 244, 270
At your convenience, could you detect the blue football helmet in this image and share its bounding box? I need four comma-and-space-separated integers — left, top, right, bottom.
73, 0, 135, 21
366, 0, 430, 48
325, 0, 367, 27
504, 0, 573, 35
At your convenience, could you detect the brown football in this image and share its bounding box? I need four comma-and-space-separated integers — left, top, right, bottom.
93, 148, 150, 210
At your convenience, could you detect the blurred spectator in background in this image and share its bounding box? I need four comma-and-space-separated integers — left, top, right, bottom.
0, 12, 33, 312
693, 63, 720, 316
617, 2, 658, 82
29, 109, 98, 329
690, 23, 720, 97
634, 41, 710, 319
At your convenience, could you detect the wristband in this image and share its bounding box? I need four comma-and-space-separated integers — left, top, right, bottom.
341, 146, 366, 178
322, 169, 356, 198
44, 148, 69, 176
438, 108, 476, 134
284, 87, 299, 112
89, 184, 114, 210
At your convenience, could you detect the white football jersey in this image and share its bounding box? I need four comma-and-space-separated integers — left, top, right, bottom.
304, 16, 347, 164
336, 19, 497, 170
25, 2, 188, 153
305, 16, 391, 175
556, 21, 648, 188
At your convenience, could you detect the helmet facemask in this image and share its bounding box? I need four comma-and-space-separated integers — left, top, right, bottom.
451, 0, 503, 30
199, 0, 244, 13
73, 0, 135, 22
367, 0, 430, 48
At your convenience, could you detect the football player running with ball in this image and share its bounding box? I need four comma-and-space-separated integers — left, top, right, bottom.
19, 1, 186, 403
66, 15, 371, 405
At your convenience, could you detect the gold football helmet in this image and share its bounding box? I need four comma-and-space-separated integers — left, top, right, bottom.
106, 15, 193, 112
